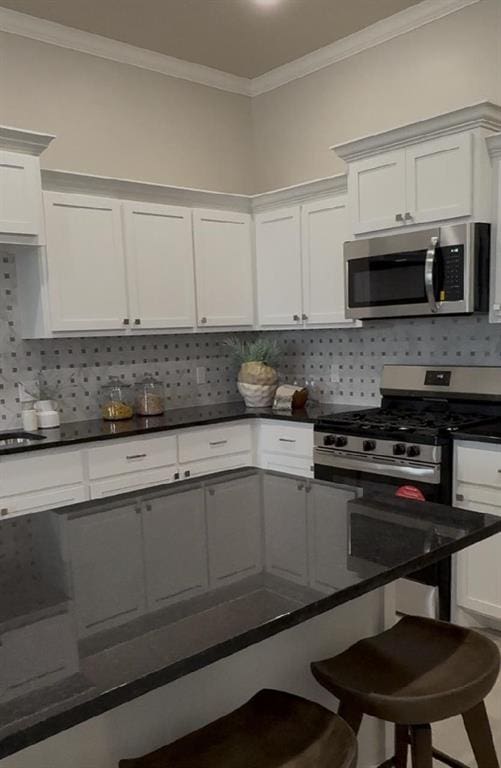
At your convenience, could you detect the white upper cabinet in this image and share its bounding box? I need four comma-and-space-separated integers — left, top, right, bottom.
122, 201, 195, 330
0, 126, 54, 245
193, 209, 253, 327
405, 133, 473, 225
301, 195, 351, 326
255, 206, 303, 327
349, 151, 407, 235
44, 192, 129, 332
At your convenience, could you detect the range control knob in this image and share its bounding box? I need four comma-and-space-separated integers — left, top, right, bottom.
407, 445, 421, 458
334, 436, 348, 448
393, 443, 407, 456
323, 434, 337, 446
363, 440, 376, 452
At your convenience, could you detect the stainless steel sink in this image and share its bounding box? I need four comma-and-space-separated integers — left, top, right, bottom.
0, 431, 47, 448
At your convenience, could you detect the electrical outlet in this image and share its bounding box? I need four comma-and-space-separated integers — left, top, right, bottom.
196, 366, 206, 385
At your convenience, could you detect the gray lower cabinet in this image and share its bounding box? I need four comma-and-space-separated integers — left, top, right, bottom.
307, 483, 358, 593
0, 613, 79, 702
206, 474, 262, 587
67, 503, 145, 637
142, 487, 208, 609
263, 474, 308, 585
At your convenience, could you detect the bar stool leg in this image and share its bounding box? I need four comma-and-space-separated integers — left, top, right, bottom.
462, 701, 499, 768
338, 701, 363, 735
410, 724, 433, 768
395, 725, 409, 768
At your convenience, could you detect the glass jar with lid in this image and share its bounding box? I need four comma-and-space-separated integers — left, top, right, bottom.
135, 376, 165, 417
100, 377, 134, 421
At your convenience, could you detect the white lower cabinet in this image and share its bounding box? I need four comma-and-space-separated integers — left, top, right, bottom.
257, 420, 314, 478
67, 503, 145, 637
178, 422, 253, 478
263, 473, 308, 585
206, 474, 262, 587
143, 487, 208, 609
454, 441, 501, 620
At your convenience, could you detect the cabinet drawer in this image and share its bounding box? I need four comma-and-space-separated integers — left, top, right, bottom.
456, 444, 501, 489
90, 466, 177, 499
178, 423, 251, 464
180, 453, 252, 480
0, 449, 83, 497
87, 434, 177, 480
260, 453, 313, 478
0, 484, 86, 519
259, 421, 313, 458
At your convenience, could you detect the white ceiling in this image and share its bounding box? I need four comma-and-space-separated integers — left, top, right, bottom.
0, 0, 425, 78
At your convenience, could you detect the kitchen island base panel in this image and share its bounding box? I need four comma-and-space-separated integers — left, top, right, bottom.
0, 591, 387, 768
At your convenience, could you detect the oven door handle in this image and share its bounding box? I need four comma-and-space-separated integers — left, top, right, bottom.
425, 236, 439, 314
314, 448, 441, 484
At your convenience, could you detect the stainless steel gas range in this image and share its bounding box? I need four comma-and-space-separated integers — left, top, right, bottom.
314, 365, 501, 504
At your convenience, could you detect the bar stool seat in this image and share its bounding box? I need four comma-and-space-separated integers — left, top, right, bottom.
119, 689, 357, 768
311, 616, 500, 768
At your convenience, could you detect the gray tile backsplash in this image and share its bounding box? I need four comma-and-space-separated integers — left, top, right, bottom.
2, 249, 501, 429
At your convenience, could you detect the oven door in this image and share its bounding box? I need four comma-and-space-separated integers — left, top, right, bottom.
344, 225, 470, 320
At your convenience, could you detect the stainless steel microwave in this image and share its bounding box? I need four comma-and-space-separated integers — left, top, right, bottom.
344, 223, 490, 320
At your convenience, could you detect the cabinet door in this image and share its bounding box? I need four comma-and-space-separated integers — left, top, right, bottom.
207, 474, 262, 587
406, 133, 473, 225
263, 473, 308, 585
307, 483, 358, 593
301, 196, 352, 325
44, 192, 128, 332
143, 487, 208, 609
255, 206, 303, 326
122, 202, 195, 330
349, 151, 406, 234
457, 532, 501, 620
67, 504, 144, 636
193, 209, 253, 327
0, 151, 42, 237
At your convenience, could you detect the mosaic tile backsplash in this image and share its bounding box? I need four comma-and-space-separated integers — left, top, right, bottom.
2, 249, 501, 428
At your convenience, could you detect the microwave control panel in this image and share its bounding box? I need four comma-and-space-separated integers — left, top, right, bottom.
439, 245, 464, 302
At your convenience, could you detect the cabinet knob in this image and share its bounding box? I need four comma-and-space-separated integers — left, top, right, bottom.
174, 471, 180, 480
302, 313, 308, 321
134, 318, 141, 325
200, 317, 207, 325
123, 318, 130, 325
293, 314, 300, 321
0, 508, 8, 516
184, 470, 191, 478
208, 488, 215, 496
395, 213, 404, 222
297, 482, 305, 491
404, 212, 413, 221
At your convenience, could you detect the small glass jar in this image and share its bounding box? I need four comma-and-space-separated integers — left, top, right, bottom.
134, 376, 165, 417
100, 377, 134, 421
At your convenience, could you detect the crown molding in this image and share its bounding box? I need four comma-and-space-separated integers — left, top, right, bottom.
0, 124, 55, 155
0, 0, 481, 99
487, 133, 501, 160
333, 101, 501, 162
249, 0, 481, 96
0, 6, 251, 96
251, 174, 347, 212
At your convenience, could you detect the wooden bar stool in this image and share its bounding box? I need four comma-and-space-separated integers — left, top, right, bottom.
311, 616, 500, 768
119, 688, 357, 768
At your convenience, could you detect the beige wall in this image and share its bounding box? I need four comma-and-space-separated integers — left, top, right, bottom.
251, 0, 501, 192
0, 32, 254, 193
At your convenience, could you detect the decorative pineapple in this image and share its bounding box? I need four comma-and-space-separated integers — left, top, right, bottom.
224, 336, 281, 407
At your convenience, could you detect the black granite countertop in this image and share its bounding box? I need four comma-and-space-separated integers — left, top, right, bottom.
0, 401, 365, 456
454, 419, 501, 445
1, 467, 501, 758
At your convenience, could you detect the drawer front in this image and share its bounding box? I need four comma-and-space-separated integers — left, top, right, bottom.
0, 484, 87, 519
260, 453, 313, 478
259, 421, 313, 458
87, 434, 177, 480
90, 466, 177, 499
456, 444, 501, 489
178, 423, 251, 464
179, 453, 252, 480
0, 450, 83, 497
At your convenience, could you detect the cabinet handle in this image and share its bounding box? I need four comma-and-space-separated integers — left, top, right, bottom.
123, 318, 130, 326
293, 314, 300, 321
200, 317, 207, 324
126, 453, 147, 460
395, 213, 404, 222
174, 471, 180, 480
184, 470, 191, 478
456, 493, 464, 501
208, 488, 216, 496
209, 440, 228, 446
404, 212, 413, 221
134, 318, 141, 325
297, 482, 305, 491
302, 313, 308, 321
279, 438, 296, 443
0, 508, 8, 517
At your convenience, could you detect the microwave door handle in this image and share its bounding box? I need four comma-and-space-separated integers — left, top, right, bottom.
425, 236, 439, 313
